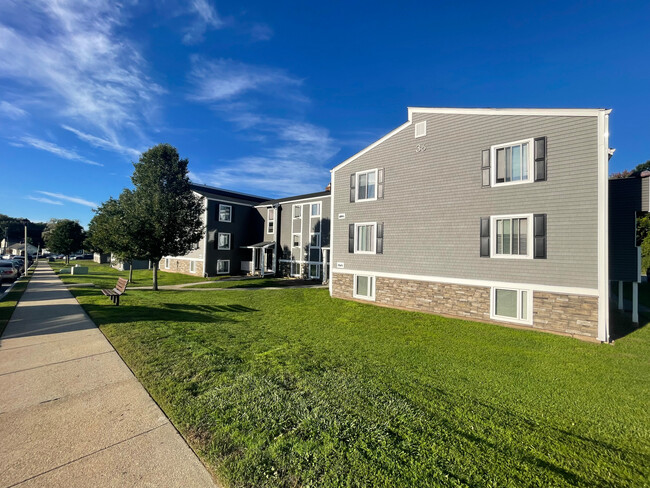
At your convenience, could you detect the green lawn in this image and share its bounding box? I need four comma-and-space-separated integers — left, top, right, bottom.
187, 278, 317, 289
50, 259, 215, 288
64, 270, 649, 487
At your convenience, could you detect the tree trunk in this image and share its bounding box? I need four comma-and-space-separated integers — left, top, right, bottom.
65, 254, 69, 264
153, 263, 158, 291
128, 260, 133, 283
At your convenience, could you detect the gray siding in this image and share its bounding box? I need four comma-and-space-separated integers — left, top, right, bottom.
609, 178, 641, 282
642, 177, 649, 212
332, 112, 600, 289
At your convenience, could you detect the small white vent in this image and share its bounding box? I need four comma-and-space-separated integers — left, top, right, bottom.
414, 121, 426, 138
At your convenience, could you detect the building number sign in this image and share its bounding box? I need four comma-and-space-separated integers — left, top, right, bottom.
416, 144, 427, 153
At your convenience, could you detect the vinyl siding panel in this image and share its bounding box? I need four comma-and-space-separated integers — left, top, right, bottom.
642, 177, 649, 212
332, 113, 599, 289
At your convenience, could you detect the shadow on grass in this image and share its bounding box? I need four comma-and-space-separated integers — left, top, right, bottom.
79, 303, 240, 325
609, 308, 649, 341
163, 303, 258, 313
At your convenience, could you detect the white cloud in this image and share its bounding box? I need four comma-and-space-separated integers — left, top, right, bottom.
20, 136, 102, 167
36, 191, 97, 208
62, 125, 141, 159
188, 56, 304, 102
27, 195, 64, 205
182, 0, 224, 44
249, 23, 273, 41
0, 100, 28, 119
0, 0, 163, 140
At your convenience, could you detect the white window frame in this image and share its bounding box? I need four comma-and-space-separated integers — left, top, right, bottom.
490, 287, 533, 325
355, 169, 378, 202
292, 233, 301, 249
311, 202, 321, 217
290, 261, 301, 277
293, 204, 302, 219
218, 204, 232, 223
217, 259, 230, 275
490, 214, 534, 260
310, 232, 321, 248
490, 138, 534, 187
354, 222, 377, 254
164, 258, 170, 269
353, 274, 376, 301
267, 208, 275, 234
309, 263, 320, 279
217, 232, 231, 250
414, 121, 427, 138
189, 260, 196, 273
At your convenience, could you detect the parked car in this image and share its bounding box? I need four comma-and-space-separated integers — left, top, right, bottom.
0, 260, 19, 282
11, 259, 25, 274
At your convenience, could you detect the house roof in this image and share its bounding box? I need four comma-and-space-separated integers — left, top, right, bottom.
190, 183, 268, 203
256, 190, 331, 207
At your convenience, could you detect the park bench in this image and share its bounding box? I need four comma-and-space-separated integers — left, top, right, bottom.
101, 277, 128, 306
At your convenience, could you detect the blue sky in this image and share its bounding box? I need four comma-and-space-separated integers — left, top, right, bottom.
1, 0, 648, 228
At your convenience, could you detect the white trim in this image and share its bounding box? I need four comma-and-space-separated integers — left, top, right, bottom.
408, 107, 609, 118
354, 222, 377, 254
310, 232, 321, 248
164, 258, 170, 269
490, 214, 534, 259
353, 274, 376, 301
293, 203, 302, 219
309, 263, 320, 280
414, 120, 427, 138
490, 138, 534, 187
267, 208, 275, 235
254, 194, 331, 208
290, 261, 301, 277
355, 169, 379, 202
189, 260, 196, 274
310, 201, 322, 217
332, 268, 599, 297
199, 195, 258, 207
217, 232, 231, 250
218, 204, 232, 223
490, 286, 533, 325
597, 111, 610, 342
331, 121, 411, 173
217, 259, 230, 274
329, 177, 335, 296
201, 197, 207, 275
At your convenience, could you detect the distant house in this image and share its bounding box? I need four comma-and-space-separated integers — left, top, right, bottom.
160, 184, 267, 277
253, 190, 331, 281
111, 254, 149, 271
2, 240, 38, 257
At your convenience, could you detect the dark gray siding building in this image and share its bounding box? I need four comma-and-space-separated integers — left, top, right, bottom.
161, 184, 267, 277
330, 107, 612, 341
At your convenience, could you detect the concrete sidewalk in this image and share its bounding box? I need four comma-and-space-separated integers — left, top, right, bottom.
0, 262, 218, 487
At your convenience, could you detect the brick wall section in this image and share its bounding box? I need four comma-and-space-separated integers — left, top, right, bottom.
533, 292, 598, 338
160, 258, 204, 277
331, 273, 599, 339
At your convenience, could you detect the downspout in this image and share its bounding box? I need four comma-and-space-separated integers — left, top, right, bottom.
597, 110, 611, 342
329, 174, 335, 296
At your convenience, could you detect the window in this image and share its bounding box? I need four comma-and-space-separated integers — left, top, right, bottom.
356, 170, 378, 201
354, 274, 375, 300
218, 232, 231, 250
355, 223, 376, 254
491, 215, 532, 259
293, 205, 301, 218
311, 202, 321, 217
217, 260, 230, 274
191, 241, 200, 251
267, 208, 275, 234
189, 260, 196, 273
218, 204, 232, 222
309, 264, 319, 279
164, 258, 170, 269
491, 288, 532, 324
292, 234, 301, 248
492, 139, 533, 186
414, 121, 426, 138
291, 261, 301, 277
310, 233, 320, 247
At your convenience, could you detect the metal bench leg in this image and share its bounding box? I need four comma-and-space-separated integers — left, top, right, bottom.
115, 295, 119, 306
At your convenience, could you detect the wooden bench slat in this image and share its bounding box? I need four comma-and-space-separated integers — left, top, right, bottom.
101, 278, 129, 305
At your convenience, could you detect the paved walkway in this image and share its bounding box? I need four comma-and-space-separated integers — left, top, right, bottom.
0, 262, 218, 488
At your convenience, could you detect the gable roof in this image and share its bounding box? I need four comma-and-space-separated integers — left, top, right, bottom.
190, 183, 268, 204
256, 190, 331, 207
331, 106, 612, 173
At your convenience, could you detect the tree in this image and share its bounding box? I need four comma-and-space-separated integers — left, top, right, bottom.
129, 144, 203, 290
87, 191, 142, 282
42, 219, 85, 264
0, 214, 47, 248
610, 160, 650, 179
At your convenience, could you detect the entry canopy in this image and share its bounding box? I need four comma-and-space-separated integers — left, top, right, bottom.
242, 241, 275, 249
